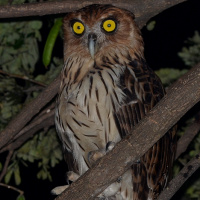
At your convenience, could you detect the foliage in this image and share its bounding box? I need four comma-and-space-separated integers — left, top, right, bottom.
155, 68, 187, 87
4, 129, 62, 185
0, 0, 63, 199
146, 20, 156, 31
155, 30, 200, 200
175, 31, 200, 199
178, 31, 200, 67
17, 195, 25, 200
0, 0, 43, 131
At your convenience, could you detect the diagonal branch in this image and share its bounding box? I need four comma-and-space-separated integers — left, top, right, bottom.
0, 108, 55, 153
0, 0, 187, 28
55, 64, 200, 200
0, 150, 13, 182
0, 76, 60, 150
158, 153, 200, 200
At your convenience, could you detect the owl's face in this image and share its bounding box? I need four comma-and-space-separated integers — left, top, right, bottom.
63, 4, 143, 61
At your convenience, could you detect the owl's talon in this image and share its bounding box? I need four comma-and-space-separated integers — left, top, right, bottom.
66, 171, 80, 182
51, 185, 69, 195
106, 141, 116, 152
88, 141, 116, 166
88, 150, 106, 165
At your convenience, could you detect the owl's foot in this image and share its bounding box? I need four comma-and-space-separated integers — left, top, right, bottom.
88, 149, 106, 165
66, 171, 80, 182
51, 185, 69, 195
89, 141, 120, 198
106, 141, 115, 151
88, 142, 115, 165
51, 171, 80, 195
88, 141, 116, 166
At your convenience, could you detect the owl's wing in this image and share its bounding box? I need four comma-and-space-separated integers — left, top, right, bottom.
114, 58, 176, 199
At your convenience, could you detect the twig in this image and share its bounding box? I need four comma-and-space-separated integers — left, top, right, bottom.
0, 69, 46, 87
0, 182, 24, 196
158, 153, 200, 200
0, 151, 13, 182
176, 111, 200, 160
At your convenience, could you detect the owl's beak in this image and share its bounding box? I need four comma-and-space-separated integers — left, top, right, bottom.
88, 33, 98, 59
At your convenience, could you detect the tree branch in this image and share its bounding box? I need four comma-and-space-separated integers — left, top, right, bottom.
0, 183, 24, 196
158, 153, 200, 200
54, 64, 200, 200
176, 111, 200, 159
0, 69, 46, 87
0, 150, 13, 182
0, 76, 60, 150
0, 109, 55, 153
0, 0, 187, 28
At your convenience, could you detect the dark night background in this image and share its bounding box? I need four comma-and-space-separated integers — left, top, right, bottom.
1, 0, 200, 199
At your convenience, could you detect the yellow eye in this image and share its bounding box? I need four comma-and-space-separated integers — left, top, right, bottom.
73, 21, 85, 35
102, 19, 116, 33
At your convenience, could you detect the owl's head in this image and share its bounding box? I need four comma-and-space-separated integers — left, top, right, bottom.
63, 4, 144, 61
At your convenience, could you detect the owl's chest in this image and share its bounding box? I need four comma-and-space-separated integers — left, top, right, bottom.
65, 67, 125, 118
60, 67, 125, 148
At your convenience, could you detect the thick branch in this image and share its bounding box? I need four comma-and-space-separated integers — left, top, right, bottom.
0, 108, 55, 153
0, 0, 187, 27
158, 153, 200, 200
55, 64, 200, 200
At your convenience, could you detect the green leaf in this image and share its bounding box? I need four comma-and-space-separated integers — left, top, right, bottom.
155, 68, 187, 86
28, 21, 42, 30
14, 166, 21, 185
17, 195, 25, 200
146, 20, 156, 31
4, 168, 14, 184
42, 18, 63, 67
178, 31, 200, 67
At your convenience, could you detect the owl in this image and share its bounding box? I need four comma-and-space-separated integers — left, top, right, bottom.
55, 4, 176, 200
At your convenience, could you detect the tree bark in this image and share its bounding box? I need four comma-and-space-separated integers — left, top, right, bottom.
158, 153, 200, 200
55, 64, 200, 200
0, 76, 60, 150
0, 0, 187, 28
